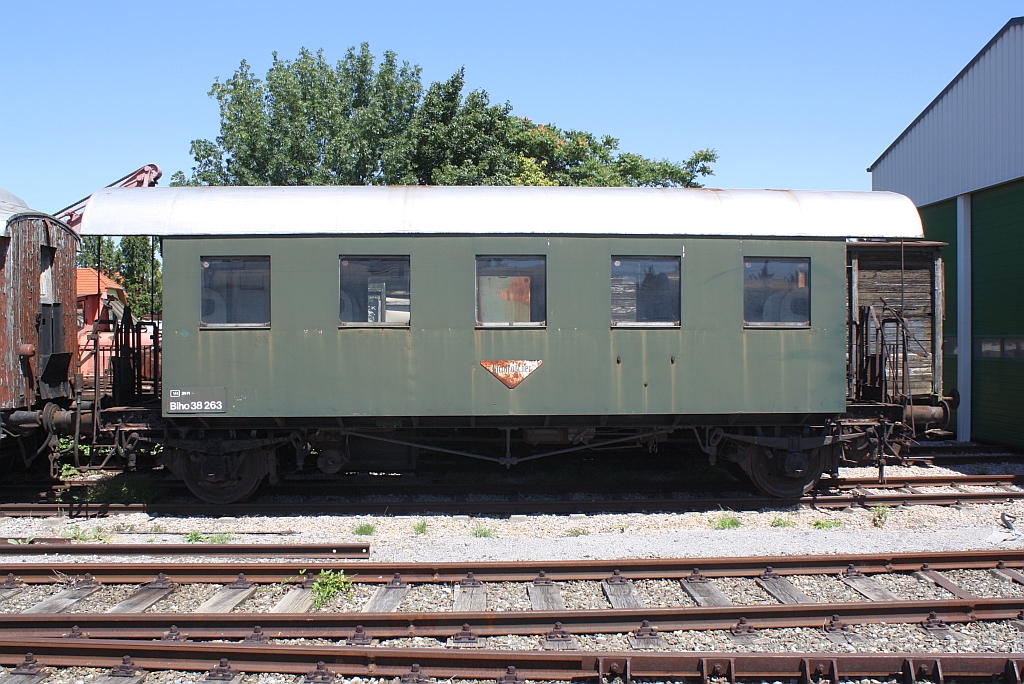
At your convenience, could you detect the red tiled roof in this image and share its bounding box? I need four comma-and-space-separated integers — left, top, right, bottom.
77, 268, 125, 298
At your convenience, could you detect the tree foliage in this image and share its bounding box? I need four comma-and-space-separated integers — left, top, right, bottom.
77, 236, 163, 318
171, 46, 716, 189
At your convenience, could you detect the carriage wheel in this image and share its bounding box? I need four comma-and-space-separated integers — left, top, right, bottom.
745, 443, 824, 498
181, 448, 263, 504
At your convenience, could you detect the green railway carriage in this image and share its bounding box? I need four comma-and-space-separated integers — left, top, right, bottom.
80, 186, 926, 502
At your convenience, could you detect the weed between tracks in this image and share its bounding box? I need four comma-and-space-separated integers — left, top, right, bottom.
310, 569, 353, 609
412, 520, 429, 535
770, 516, 797, 528
353, 523, 376, 536
471, 525, 495, 538
565, 527, 589, 537
811, 519, 842, 530
711, 512, 742, 529
63, 525, 110, 542
872, 505, 891, 527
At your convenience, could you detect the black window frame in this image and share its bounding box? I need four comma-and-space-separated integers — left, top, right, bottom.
1004, 338, 1024, 361
974, 338, 1003, 359
339, 255, 412, 328
475, 255, 547, 327
199, 256, 272, 329
742, 256, 811, 328
610, 255, 681, 327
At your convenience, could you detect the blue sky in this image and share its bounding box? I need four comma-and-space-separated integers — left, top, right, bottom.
2, 1, 1021, 212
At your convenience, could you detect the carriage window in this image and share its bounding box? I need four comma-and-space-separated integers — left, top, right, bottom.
200, 257, 271, 327
743, 258, 810, 326
340, 257, 410, 326
40, 246, 56, 304
476, 256, 546, 326
611, 257, 680, 326
1004, 339, 1024, 360
974, 338, 1002, 359
942, 336, 958, 357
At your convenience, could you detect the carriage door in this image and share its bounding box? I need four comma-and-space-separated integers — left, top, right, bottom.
37, 245, 70, 399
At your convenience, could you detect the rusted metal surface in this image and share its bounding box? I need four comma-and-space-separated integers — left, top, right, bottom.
0, 640, 1021, 681
4, 471, 1022, 499
479, 360, 542, 389
3, 481, 1023, 518
1, 214, 79, 410
0, 542, 368, 558
54, 164, 162, 234
3, 549, 1023, 584
1, 595, 1022, 638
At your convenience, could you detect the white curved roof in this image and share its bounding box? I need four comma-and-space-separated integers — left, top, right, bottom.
0, 187, 33, 228
80, 186, 923, 239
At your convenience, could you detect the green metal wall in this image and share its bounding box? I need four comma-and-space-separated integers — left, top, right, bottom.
918, 199, 957, 426
921, 179, 1024, 448
161, 235, 848, 419
971, 178, 1024, 447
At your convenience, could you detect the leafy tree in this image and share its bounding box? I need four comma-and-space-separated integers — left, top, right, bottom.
77, 236, 119, 274
76, 237, 162, 318
118, 236, 162, 318
172, 45, 716, 189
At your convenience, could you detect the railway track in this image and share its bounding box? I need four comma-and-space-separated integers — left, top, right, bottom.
1, 551, 1023, 633
2, 551, 1023, 680
2, 646, 1022, 683
7, 471, 1024, 497
1, 472, 1021, 517
0, 542, 368, 558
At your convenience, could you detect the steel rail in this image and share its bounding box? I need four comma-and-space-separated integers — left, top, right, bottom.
7, 472, 1022, 498
3, 486, 1023, 518
2, 597, 1023, 639
4, 549, 1024, 584
0, 639, 1022, 681
0, 542, 368, 558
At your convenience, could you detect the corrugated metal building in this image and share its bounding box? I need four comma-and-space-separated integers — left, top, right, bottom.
870, 17, 1024, 447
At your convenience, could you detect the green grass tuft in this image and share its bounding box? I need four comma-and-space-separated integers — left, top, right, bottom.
712, 514, 742, 530
771, 517, 797, 528
412, 520, 429, 535
811, 519, 842, 530
63, 525, 110, 542
871, 505, 891, 528
184, 530, 206, 543
565, 527, 589, 537
353, 523, 376, 536
471, 525, 495, 538
311, 569, 354, 610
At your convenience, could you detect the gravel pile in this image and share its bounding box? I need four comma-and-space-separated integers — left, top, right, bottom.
68, 584, 139, 612
233, 584, 289, 612
634, 579, 693, 607
3, 498, 1023, 565
146, 583, 220, 612
941, 568, 1024, 598
561, 580, 610, 609
0, 584, 63, 613
484, 582, 532, 611
377, 636, 445, 648
399, 583, 452, 612
325, 582, 376, 612
788, 574, 865, 603
714, 577, 777, 605
871, 573, 952, 601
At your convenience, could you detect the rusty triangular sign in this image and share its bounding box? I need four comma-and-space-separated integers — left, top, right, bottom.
480, 360, 542, 389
